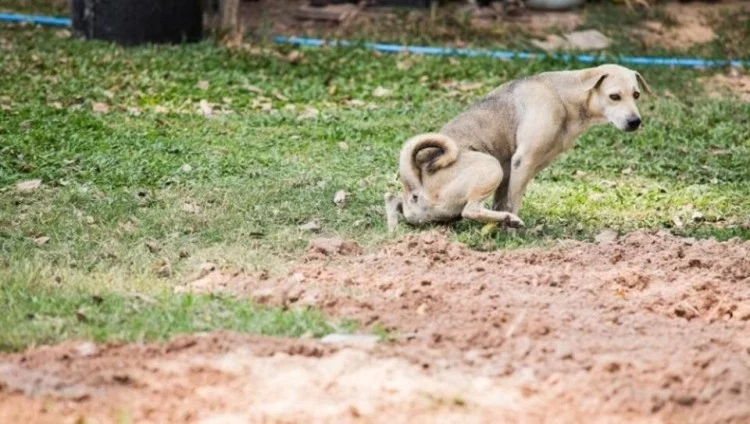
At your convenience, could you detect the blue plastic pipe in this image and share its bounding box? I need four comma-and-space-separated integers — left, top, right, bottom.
273, 36, 749, 68
0, 12, 71, 27
1, 12, 747, 68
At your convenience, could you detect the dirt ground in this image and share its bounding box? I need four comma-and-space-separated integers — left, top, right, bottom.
239, 0, 748, 51
1, 230, 749, 423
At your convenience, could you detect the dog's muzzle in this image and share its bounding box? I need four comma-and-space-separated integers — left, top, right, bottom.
625, 116, 642, 132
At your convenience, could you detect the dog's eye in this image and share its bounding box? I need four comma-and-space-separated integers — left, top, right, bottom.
633, 92, 640, 100
609, 94, 621, 101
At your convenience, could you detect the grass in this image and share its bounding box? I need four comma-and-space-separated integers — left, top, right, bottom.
0, 4, 749, 351
0, 276, 344, 352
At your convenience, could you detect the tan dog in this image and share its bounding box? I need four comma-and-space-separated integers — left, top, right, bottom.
385, 64, 652, 232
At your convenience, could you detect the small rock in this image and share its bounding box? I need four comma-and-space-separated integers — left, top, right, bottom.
682, 237, 697, 246
33, 236, 50, 246
734, 303, 750, 321
671, 394, 697, 406
333, 190, 349, 207
200, 262, 216, 274
15, 179, 42, 193
306, 238, 363, 258
299, 219, 322, 233
595, 229, 618, 244
564, 30, 611, 50
145, 240, 161, 254
75, 342, 98, 357
251, 287, 281, 305
692, 211, 704, 222
338, 141, 349, 150
179, 248, 190, 259
197, 80, 210, 90
416, 303, 428, 316
320, 333, 380, 348
180, 163, 193, 173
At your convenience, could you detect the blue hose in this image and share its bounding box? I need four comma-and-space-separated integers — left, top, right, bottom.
273, 36, 749, 68
1, 12, 747, 68
0, 12, 71, 27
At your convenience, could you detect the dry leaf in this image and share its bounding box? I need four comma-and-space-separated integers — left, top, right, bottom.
457, 82, 483, 92
333, 190, 349, 207
297, 107, 319, 120
145, 240, 161, 254
672, 214, 684, 229
373, 86, 392, 97
397, 59, 413, 70
154, 105, 169, 114
155, 258, 172, 278
102, 90, 115, 99
182, 203, 201, 214
197, 80, 210, 90
245, 84, 264, 94
287, 50, 302, 64
180, 163, 193, 173
92, 102, 110, 114
299, 219, 322, 233
198, 100, 213, 116
34, 236, 50, 246
595, 229, 618, 244
338, 141, 349, 150
274, 91, 289, 102
328, 84, 337, 96
16, 179, 42, 193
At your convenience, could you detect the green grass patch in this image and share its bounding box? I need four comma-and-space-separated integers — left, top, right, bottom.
0, 22, 748, 351
0, 275, 349, 352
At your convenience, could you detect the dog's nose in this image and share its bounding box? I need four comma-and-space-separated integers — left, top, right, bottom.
626, 117, 642, 131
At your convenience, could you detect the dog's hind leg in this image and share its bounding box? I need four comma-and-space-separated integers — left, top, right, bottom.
462, 202, 525, 228
384, 192, 403, 233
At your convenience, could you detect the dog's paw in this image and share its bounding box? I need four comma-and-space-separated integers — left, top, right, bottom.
505, 215, 525, 229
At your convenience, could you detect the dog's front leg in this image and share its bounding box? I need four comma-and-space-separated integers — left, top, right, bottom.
506, 152, 539, 216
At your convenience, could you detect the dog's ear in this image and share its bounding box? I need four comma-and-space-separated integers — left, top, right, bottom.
581, 72, 609, 92
635, 72, 653, 95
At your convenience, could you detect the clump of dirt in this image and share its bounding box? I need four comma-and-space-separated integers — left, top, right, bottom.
700, 68, 750, 103
2, 230, 749, 422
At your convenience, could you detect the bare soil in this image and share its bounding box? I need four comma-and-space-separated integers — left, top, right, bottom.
2, 230, 750, 423
239, 0, 748, 52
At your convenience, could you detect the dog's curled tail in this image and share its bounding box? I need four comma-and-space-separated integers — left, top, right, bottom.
399, 132, 459, 191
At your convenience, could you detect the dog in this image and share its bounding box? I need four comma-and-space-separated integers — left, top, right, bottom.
385, 64, 652, 232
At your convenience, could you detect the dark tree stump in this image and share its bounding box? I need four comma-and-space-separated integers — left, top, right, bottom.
70, 0, 203, 46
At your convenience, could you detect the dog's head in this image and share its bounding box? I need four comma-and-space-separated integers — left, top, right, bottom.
581, 64, 652, 132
